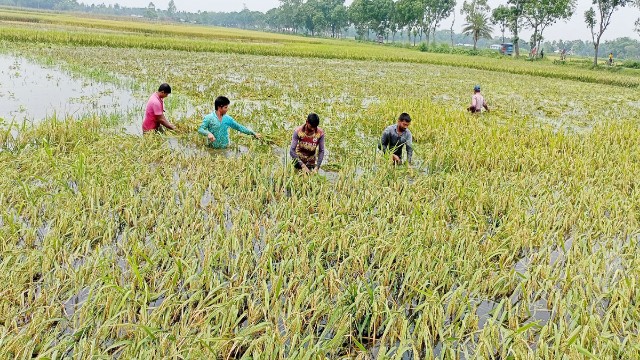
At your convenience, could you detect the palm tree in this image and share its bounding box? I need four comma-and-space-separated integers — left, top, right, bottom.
462, 13, 493, 50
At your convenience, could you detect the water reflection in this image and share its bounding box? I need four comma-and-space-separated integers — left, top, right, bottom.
0, 54, 139, 124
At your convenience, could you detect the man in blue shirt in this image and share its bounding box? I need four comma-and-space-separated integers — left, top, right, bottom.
198, 96, 262, 149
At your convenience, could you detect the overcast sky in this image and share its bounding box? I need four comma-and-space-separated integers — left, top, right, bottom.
88, 0, 639, 41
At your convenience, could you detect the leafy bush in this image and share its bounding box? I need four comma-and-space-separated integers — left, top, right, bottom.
621, 60, 640, 69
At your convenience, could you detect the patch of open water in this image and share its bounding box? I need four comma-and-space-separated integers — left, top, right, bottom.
0, 54, 139, 125
64, 287, 90, 318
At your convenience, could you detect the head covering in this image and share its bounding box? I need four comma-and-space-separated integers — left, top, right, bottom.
474, 85, 481, 92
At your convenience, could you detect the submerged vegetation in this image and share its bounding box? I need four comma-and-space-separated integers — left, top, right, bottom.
1, 8, 640, 359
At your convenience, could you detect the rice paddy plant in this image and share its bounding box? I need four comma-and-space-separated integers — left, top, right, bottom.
2, 11, 640, 88
1, 21, 640, 358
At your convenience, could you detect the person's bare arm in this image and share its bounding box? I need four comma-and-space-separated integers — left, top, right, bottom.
156, 114, 176, 130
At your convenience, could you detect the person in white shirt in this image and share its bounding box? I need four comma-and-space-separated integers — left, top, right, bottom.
467, 85, 490, 113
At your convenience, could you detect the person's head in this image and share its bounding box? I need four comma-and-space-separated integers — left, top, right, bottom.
474, 85, 481, 93
397, 113, 411, 132
215, 96, 231, 115
306, 113, 320, 132
157, 83, 171, 99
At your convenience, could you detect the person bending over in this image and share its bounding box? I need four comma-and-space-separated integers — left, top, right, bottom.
143, 83, 176, 133
467, 85, 490, 113
379, 113, 413, 165
290, 113, 325, 174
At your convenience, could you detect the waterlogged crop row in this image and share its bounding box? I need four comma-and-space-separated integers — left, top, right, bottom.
15, 45, 640, 134
1, 39, 640, 358
2, 113, 640, 358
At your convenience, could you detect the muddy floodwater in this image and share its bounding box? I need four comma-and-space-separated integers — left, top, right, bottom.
0, 54, 140, 125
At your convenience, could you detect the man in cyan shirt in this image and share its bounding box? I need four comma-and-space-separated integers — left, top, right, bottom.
467, 85, 490, 113
142, 83, 176, 133
198, 96, 261, 149
379, 113, 413, 165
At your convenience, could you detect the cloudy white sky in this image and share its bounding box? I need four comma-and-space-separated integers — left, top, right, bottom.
89, 0, 639, 41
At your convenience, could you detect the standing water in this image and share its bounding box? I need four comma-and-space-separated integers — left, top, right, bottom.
0, 54, 140, 126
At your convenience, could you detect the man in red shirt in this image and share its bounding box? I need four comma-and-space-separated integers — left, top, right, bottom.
142, 83, 176, 133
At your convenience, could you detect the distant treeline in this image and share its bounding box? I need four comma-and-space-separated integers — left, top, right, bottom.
2, 0, 640, 60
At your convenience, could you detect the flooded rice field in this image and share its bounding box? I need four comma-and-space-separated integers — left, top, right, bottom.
1, 36, 640, 359
0, 54, 140, 125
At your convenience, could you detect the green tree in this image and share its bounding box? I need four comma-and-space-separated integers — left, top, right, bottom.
302, 0, 326, 36
506, 1, 524, 56
362, 0, 394, 39
167, 0, 177, 20
635, 1, 640, 35
394, 0, 424, 45
424, 0, 456, 45
349, 0, 372, 39
462, 12, 493, 50
328, 2, 349, 38
461, 0, 490, 17
279, 0, 304, 33
300, 0, 348, 38
585, 0, 630, 66
53, 0, 80, 10
450, 10, 456, 46
461, 0, 491, 50
265, 7, 283, 30
491, 5, 511, 43
518, 0, 576, 57
145, 2, 157, 20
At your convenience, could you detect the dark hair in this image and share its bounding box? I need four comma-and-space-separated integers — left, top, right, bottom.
158, 83, 171, 94
215, 96, 231, 110
398, 113, 411, 122
307, 113, 320, 127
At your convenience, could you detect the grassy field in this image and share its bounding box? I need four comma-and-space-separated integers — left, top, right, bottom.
1, 8, 640, 359
2, 8, 640, 88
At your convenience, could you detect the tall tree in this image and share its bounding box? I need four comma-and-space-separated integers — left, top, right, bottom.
348, 0, 372, 39
327, 1, 349, 38
461, 0, 490, 18
517, 0, 576, 56
370, 0, 394, 39
462, 12, 493, 49
54, 0, 80, 10
491, 5, 511, 43
265, 7, 283, 31
450, 10, 456, 46
585, 0, 629, 66
461, 0, 491, 50
145, 2, 157, 20
424, 0, 456, 45
280, 0, 304, 33
506, 1, 523, 56
635, 0, 640, 35
302, 0, 326, 36
167, 0, 177, 20
394, 0, 424, 45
